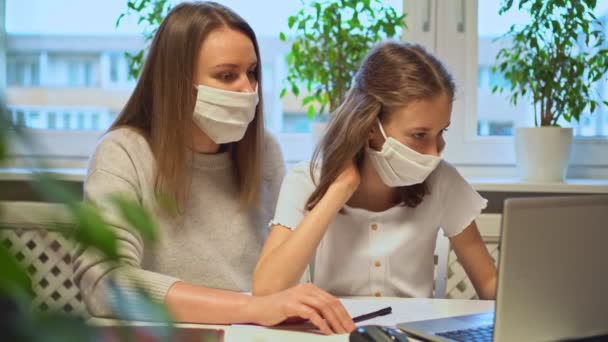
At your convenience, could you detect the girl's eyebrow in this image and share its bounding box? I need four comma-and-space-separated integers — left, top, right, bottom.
408, 122, 451, 132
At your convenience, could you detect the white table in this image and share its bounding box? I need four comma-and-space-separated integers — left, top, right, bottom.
91, 297, 494, 341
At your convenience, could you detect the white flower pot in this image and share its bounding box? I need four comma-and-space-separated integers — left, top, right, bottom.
514, 127, 573, 182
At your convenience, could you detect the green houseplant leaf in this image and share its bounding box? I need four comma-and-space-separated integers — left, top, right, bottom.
116, 0, 173, 80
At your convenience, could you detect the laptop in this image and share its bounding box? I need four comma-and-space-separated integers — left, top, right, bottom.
398, 195, 608, 342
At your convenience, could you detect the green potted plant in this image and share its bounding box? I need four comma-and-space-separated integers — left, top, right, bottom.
280, 0, 405, 141
116, 0, 172, 79
493, 0, 608, 182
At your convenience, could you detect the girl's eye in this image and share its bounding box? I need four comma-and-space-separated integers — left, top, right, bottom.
413, 133, 426, 140
247, 69, 257, 79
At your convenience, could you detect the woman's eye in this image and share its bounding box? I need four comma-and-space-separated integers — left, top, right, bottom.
219, 73, 237, 82
247, 69, 257, 79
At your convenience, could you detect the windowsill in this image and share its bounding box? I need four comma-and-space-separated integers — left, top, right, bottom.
469, 178, 608, 193
1, 168, 607, 193
0, 168, 87, 182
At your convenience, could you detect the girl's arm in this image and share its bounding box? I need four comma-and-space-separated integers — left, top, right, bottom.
449, 221, 498, 300
252, 164, 360, 296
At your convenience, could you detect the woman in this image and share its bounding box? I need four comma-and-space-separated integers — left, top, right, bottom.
253, 41, 498, 300
73, 2, 354, 334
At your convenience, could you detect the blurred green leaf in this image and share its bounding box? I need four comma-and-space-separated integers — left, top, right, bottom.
307, 105, 316, 120
27, 313, 99, 341
111, 195, 159, 244
155, 191, 179, 217
0, 66, 169, 341
71, 203, 119, 260
0, 245, 33, 298
109, 281, 174, 336
32, 173, 80, 204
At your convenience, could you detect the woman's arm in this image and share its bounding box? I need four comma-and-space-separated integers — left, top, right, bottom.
166, 282, 356, 334
75, 134, 354, 334
252, 164, 360, 296
448, 221, 497, 300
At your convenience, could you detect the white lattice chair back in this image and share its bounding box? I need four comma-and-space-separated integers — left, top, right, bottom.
435, 216, 501, 299
433, 232, 450, 298
0, 201, 88, 318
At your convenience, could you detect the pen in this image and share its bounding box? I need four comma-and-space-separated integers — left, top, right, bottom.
352, 306, 393, 323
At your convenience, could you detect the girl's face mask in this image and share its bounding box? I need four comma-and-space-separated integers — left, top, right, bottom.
367, 118, 442, 187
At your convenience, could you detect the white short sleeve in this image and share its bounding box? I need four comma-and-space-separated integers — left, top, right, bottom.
270, 162, 317, 230
435, 161, 488, 237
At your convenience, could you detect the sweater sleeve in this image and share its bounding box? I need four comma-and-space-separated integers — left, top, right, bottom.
263, 131, 287, 213
72, 131, 180, 319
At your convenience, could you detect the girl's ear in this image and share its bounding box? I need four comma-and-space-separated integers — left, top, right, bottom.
368, 120, 380, 150
368, 124, 376, 139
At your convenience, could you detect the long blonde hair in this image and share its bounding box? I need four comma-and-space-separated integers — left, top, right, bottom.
307, 41, 455, 210
111, 2, 264, 210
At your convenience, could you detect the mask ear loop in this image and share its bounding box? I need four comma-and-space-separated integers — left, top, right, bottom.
376, 117, 389, 139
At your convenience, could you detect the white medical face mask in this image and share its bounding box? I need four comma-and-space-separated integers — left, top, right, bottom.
367, 118, 441, 187
193, 84, 259, 144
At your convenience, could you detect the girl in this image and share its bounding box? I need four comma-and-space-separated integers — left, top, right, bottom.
73, 1, 355, 334
253, 41, 497, 300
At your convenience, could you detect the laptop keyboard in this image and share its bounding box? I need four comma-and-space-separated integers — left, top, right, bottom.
436, 324, 494, 342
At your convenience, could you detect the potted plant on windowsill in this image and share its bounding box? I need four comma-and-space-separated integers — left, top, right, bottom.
492, 0, 608, 182
280, 0, 405, 142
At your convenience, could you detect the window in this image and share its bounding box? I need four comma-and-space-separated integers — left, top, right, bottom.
6, 54, 39, 87
76, 112, 86, 130
4, 0, 605, 177
47, 112, 57, 130
15, 110, 26, 127
64, 58, 98, 87
27, 111, 42, 129
91, 112, 100, 130
109, 54, 119, 83
477, 0, 608, 138
84, 62, 94, 87
404, 0, 608, 177
67, 62, 79, 86
4, 0, 403, 162
62, 112, 71, 130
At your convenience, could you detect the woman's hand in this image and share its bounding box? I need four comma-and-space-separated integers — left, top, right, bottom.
248, 283, 356, 335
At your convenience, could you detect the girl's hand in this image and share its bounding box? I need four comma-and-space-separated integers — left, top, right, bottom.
330, 160, 360, 196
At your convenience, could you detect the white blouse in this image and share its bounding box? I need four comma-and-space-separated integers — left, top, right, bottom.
270, 160, 487, 298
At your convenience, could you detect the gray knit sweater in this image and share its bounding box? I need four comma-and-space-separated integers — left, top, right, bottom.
72, 127, 285, 317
